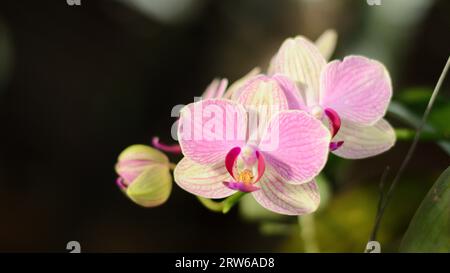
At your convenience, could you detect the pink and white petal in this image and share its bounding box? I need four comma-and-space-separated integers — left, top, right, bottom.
314, 29, 338, 61
237, 75, 290, 141
259, 110, 331, 184
202, 78, 229, 99
320, 56, 392, 125
333, 118, 396, 159
178, 99, 247, 164
174, 157, 236, 199
272, 74, 308, 110
268, 36, 326, 106
224, 67, 261, 100
252, 167, 320, 215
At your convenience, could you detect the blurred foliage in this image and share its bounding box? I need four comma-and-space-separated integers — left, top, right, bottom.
400, 166, 450, 252
239, 170, 436, 252
389, 91, 450, 155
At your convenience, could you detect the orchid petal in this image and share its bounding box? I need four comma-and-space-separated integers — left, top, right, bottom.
269, 36, 326, 106
178, 99, 247, 164
320, 56, 392, 125
237, 75, 290, 140
315, 29, 338, 61
259, 110, 331, 184
252, 166, 320, 215
272, 74, 307, 110
332, 118, 396, 159
224, 67, 261, 100
174, 157, 236, 199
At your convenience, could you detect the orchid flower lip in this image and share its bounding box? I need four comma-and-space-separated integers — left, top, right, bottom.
152, 136, 182, 153
223, 181, 260, 193
330, 141, 344, 151
225, 146, 241, 179
223, 146, 266, 193
324, 108, 341, 137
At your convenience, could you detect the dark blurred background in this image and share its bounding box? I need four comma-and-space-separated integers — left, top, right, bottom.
0, 0, 448, 252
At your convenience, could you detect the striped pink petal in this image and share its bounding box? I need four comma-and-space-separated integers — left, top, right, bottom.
259, 110, 331, 184
174, 157, 236, 199
252, 166, 320, 215
178, 99, 247, 164
332, 118, 396, 159
269, 36, 326, 106
320, 56, 392, 125
236, 75, 290, 141
272, 74, 307, 110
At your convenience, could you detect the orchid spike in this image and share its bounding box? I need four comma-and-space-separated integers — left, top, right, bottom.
115, 144, 172, 207
269, 32, 396, 159
174, 76, 331, 215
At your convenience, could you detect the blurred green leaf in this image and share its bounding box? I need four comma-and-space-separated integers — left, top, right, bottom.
400, 166, 450, 253
388, 101, 450, 154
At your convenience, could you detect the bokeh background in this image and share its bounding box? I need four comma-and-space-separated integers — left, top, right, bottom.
0, 0, 449, 252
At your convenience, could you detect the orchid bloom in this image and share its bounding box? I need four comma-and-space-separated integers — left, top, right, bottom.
174, 76, 331, 215
115, 145, 172, 207
269, 32, 396, 159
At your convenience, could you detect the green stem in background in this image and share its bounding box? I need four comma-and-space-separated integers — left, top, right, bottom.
298, 214, 319, 253
168, 162, 177, 171
395, 128, 450, 141
369, 56, 450, 244
197, 192, 246, 214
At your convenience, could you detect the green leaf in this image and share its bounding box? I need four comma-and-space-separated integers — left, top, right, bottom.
400, 166, 450, 252
388, 101, 450, 155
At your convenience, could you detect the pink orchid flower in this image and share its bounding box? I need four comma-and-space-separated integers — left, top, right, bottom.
174, 75, 331, 215
269, 35, 396, 159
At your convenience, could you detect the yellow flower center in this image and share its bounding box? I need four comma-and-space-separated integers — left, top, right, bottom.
237, 169, 254, 184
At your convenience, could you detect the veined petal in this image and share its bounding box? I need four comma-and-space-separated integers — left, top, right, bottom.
332, 118, 396, 159
272, 74, 307, 110
252, 166, 320, 215
315, 29, 338, 61
126, 164, 172, 207
178, 99, 247, 164
269, 36, 326, 106
259, 110, 331, 184
236, 75, 290, 141
320, 55, 392, 125
224, 67, 261, 100
174, 157, 236, 199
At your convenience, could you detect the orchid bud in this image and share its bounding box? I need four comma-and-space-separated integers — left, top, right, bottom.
115, 144, 172, 207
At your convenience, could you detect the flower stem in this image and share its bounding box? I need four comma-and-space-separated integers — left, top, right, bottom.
168, 163, 177, 171
197, 192, 246, 214
369, 56, 450, 244
197, 196, 224, 212
298, 214, 319, 253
